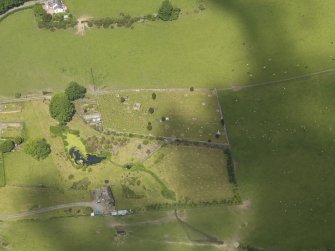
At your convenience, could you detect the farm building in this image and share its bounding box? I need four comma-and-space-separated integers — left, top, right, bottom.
83, 113, 102, 123
111, 210, 128, 216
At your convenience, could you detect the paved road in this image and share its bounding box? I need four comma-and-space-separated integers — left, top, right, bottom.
0, 202, 101, 219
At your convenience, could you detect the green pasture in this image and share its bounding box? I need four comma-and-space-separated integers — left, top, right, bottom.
0, 207, 245, 251
0, 124, 23, 138
220, 73, 335, 250
66, 0, 197, 18
1, 1, 335, 96
64, 132, 87, 154
0, 103, 22, 113
0, 153, 4, 187
144, 145, 233, 203
98, 91, 225, 142
0, 99, 230, 212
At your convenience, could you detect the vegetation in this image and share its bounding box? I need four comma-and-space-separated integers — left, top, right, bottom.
1, 2, 335, 96
0, 0, 28, 15
220, 74, 335, 250
0, 139, 15, 153
49, 93, 75, 123
98, 91, 225, 143
33, 4, 77, 30
65, 81, 87, 101
158, 0, 180, 21
24, 138, 51, 160
0, 153, 5, 186
14, 136, 24, 145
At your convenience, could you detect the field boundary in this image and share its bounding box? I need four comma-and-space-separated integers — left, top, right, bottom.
0, 153, 5, 187
218, 67, 335, 92
103, 129, 229, 149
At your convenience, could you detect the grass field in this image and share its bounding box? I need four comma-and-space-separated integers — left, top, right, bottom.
1, 1, 335, 96
0, 99, 230, 214
0, 207, 246, 251
220, 74, 335, 250
98, 90, 225, 142
144, 145, 233, 203
66, 0, 198, 18
0, 153, 4, 187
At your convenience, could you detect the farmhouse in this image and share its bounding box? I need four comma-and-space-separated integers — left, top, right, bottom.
46, 0, 67, 14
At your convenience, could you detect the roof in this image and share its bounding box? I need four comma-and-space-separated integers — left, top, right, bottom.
83, 113, 101, 120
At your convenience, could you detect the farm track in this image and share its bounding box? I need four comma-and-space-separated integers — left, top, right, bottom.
0, 202, 101, 219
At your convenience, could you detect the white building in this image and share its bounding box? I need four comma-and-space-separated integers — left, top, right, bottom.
47, 0, 67, 14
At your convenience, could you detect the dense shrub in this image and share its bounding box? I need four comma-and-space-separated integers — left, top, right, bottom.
0, 140, 15, 153
120, 97, 126, 103
33, 4, 77, 30
24, 138, 51, 160
147, 122, 152, 131
190, 86, 194, 91
14, 136, 24, 145
224, 148, 236, 184
49, 93, 75, 123
152, 92, 157, 100
158, 0, 181, 21
14, 92, 21, 98
148, 107, 155, 114
65, 81, 86, 101
0, 0, 28, 15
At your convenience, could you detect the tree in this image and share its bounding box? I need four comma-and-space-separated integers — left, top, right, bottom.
49, 93, 75, 123
24, 138, 51, 160
65, 81, 87, 101
0, 140, 15, 153
14, 136, 24, 145
158, 0, 180, 21
148, 107, 155, 114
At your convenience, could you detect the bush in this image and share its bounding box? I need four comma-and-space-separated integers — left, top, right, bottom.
142, 139, 149, 145
65, 81, 86, 101
158, 0, 181, 21
0, 140, 15, 153
120, 97, 126, 103
14, 136, 24, 145
190, 86, 194, 91
15, 92, 21, 98
49, 93, 75, 123
148, 107, 155, 114
152, 92, 157, 100
161, 116, 166, 122
24, 138, 51, 160
221, 118, 225, 126
147, 122, 152, 131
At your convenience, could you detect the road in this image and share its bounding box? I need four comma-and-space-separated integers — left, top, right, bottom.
0, 202, 102, 219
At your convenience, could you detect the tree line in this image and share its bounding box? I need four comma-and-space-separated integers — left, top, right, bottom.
0, 0, 28, 15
